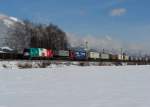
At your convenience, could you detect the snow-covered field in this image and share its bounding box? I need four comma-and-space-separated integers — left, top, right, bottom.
0, 65, 150, 107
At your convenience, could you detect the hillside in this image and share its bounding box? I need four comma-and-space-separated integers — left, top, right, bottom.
0, 14, 23, 50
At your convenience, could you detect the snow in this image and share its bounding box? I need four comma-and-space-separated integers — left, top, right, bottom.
3, 19, 14, 27
0, 14, 19, 23
0, 47, 14, 51
9, 17, 19, 22
0, 65, 150, 107
0, 14, 23, 28
0, 47, 13, 50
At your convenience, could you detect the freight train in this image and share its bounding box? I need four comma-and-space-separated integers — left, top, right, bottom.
22, 48, 150, 62
0, 47, 149, 63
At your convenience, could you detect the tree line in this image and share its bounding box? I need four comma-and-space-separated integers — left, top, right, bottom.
7, 20, 68, 52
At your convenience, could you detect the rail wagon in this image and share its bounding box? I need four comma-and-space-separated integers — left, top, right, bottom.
39, 48, 53, 58
88, 51, 100, 60
118, 54, 124, 60
25, 48, 39, 58
0, 47, 18, 59
100, 53, 110, 60
129, 56, 138, 61
129, 56, 135, 61
110, 54, 118, 60
58, 50, 69, 57
46, 49, 53, 58
38, 48, 43, 57
124, 55, 129, 61
72, 49, 87, 60
23, 48, 53, 59
53, 50, 70, 59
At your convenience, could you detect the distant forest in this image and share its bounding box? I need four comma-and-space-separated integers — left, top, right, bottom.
7, 20, 68, 52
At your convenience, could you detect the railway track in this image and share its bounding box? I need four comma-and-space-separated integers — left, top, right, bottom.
0, 59, 149, 66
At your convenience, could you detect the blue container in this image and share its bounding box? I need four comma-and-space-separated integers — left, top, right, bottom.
74, 50, 87, 60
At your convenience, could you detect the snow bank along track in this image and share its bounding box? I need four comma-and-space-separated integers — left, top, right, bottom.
0, 59, 149, 66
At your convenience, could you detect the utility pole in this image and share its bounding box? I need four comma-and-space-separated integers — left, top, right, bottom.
85, 41, 88, 51
103, 48, 105, 53
121, 48, 123, 55
121, 48, 123, 60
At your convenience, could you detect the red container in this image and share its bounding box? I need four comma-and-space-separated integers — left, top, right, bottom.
69, 50, 75, 60
46, 49, 53, 58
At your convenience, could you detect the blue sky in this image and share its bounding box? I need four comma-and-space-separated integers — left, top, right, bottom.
0, 0, 150, 43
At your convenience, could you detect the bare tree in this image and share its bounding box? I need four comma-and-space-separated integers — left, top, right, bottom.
7, 19, 68, 52
6, 20, 32, 53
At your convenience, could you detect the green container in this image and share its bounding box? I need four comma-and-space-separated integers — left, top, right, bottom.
30, 48, 39, 57
58, 50, 69, 57
38, 48, 44, 57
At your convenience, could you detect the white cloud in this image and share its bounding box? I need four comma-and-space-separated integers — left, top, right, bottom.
110, 8, 127, 16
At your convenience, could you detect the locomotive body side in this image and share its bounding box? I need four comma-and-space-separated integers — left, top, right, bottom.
23, 48, 53, 59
